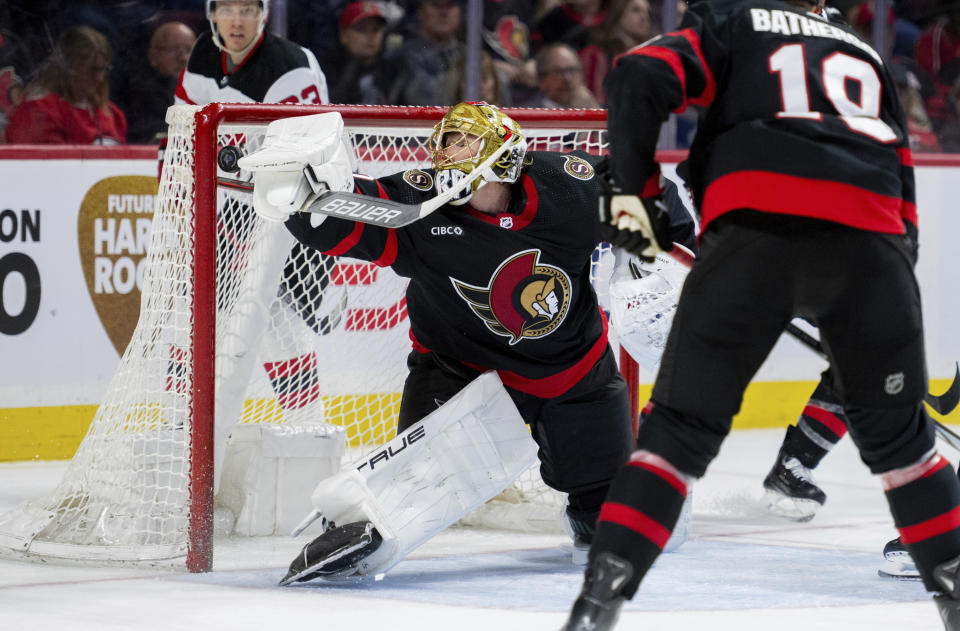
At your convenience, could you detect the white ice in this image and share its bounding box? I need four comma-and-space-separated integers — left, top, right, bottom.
0, 429, 948, 630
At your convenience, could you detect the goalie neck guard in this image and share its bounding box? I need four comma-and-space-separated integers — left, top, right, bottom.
206, 0, 269, 54
429, 102, 528, 206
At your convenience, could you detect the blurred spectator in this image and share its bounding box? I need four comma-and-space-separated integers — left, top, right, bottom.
115, 21, 196, 143
5, 25, 126, 144
0, 1, 65, 84
524, 42, 599, 108
536, 0, 607, 51
389, 0, 464, 105
892, 62, 941, 152
914, 6, 960, 131
177, 0, 328, 105
320, 1, 400, 104
0, 65, 24, 141
579, 0, 653, 102
440, 50, 508, 106
483, 0, 538, 106
938, 77, 960, 152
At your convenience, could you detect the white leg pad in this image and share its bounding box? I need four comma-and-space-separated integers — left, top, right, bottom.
307, 370, 538, 576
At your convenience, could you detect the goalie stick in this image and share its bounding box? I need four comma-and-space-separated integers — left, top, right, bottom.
217, 132, 523, 229
664, 247, 960, 443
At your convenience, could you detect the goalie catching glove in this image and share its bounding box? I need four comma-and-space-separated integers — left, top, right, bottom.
237, 112, 355, 223
596, 158, 674, 262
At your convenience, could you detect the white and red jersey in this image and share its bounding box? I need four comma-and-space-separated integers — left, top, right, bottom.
176, 30, 328, 106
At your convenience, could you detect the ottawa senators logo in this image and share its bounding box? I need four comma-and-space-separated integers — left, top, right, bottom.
563, 156, 594, 180
403, 169, 433, 191
450, 249, 571, 345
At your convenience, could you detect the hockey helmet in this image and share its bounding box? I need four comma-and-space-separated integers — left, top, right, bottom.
429, 101, 528, 206
206, 0, 269, 52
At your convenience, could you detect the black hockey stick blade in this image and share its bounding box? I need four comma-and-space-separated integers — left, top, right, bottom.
924, 363, 960, 416
217, 176, 435, 228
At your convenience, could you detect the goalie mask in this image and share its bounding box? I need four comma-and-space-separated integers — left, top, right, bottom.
206, 0, 269, 54
429, 102, 528, 206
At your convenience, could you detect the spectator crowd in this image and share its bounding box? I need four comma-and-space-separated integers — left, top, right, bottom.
0, 0, 959, 152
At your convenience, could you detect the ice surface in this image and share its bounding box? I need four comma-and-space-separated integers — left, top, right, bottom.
0, 429, 950, 630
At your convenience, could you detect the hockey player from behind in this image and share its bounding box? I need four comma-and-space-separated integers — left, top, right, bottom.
237, 102, 685, 583
560, 0, 960, 629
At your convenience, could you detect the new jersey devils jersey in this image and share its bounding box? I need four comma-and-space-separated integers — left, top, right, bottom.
286, 151, 609, 398
605, 0, 915, 236
176, 30, 328, 105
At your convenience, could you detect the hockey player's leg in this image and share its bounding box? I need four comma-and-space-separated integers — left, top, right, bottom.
281, 371, 538, 584
561, 401, 728, 631
531, 347, 635, 563
763, 372, 848, 521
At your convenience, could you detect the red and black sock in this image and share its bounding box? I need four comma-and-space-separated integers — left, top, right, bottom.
886, 455, 960, 591
589, 457, 688, 598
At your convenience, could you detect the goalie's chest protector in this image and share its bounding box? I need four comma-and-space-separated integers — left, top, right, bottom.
389, 152, 608, 381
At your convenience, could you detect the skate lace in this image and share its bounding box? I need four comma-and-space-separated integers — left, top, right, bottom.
783, 457, 815, 484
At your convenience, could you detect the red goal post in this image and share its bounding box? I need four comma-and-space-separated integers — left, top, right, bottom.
0, 103, 642, 573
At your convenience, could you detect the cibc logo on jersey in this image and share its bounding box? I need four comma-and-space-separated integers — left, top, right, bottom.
450, 249, 571, 345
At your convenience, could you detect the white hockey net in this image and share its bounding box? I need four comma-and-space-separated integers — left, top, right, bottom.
0, 104, 625, 570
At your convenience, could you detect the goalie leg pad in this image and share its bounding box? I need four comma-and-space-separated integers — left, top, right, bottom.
300, 371, 538, 578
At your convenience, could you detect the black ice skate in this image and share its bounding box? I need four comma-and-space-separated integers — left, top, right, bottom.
762, 454, 826, 522
279, 521, 383, 586
560, 552, 633, 631
934, 553, 960, 630
878, 536, 920, 580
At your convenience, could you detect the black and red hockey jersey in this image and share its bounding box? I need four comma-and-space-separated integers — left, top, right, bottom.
285, 151, 609, 398
175, 30, 328, 105
604, 0, 916, 236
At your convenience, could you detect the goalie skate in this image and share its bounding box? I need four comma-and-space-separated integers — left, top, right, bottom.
877, 537, 920, 580
279, 521, 383, 586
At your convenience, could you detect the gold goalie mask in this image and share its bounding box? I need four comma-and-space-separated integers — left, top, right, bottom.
429, 102, 528, 206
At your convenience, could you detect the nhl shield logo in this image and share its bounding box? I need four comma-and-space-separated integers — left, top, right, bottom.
884, 372, 905, 395
450, 249, 571, 345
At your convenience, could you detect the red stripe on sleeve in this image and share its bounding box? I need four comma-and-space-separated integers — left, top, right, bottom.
615, 45, 687, 113
598, 502, 672, 549
174, 71, 194, 104
323, 222, 365, 256
899, 505, 960, 545
802, 404, 848, 439
897, 147, 915, 167
372, 229, 398, 266
675, 28, 716, 107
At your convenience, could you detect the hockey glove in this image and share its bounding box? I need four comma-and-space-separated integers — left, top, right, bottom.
238, 112, 355, 223
596, 158, 674, 262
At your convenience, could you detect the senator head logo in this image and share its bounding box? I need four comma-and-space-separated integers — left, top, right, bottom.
450, 249, 571, 344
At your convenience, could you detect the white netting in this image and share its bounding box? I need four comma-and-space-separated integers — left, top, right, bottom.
0, 105, 620, 566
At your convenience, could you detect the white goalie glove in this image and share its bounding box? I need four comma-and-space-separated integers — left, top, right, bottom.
609, 245, 692, 372
237, 112, 355, 223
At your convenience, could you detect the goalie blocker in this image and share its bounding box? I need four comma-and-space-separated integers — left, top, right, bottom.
281, 371, 539, 584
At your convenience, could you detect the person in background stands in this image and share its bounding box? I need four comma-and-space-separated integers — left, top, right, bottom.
319, 1, 399, 105
5, 25, 126, 144
115, 21, 196, 144
388, 0, 464, 105
579, 0, 654, 103
523, 42, 599, 109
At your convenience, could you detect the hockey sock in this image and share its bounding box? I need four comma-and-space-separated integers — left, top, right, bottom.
590, 456, 688, 598
885, 455, 960, 592
788, 387, 849, 468
263, 353, 321, 411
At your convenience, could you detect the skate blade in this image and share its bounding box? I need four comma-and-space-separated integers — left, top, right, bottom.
878, 557, 921, 581
279, 531, 373, 586
762, 490, 819, 522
